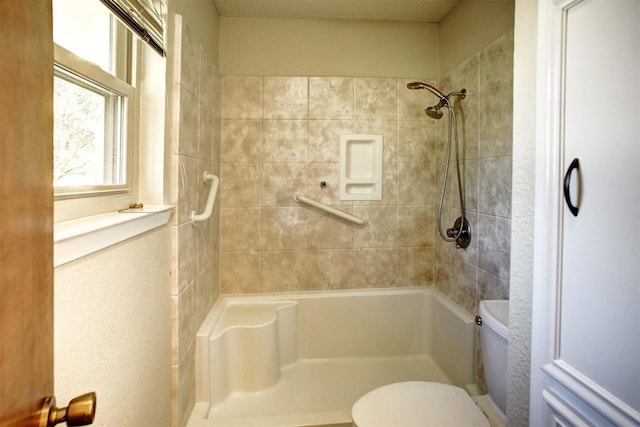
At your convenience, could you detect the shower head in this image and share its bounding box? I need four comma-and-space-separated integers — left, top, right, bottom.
408, 82, 468, 120
425, 105, 444, 120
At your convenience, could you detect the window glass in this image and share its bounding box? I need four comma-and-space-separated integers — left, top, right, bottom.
52, 0, 134, 203
52, 0, 113, 73
53, 70, 126, 188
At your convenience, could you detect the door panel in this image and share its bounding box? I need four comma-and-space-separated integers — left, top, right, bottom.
559, 0, 640, 411
0, 1, 54, 426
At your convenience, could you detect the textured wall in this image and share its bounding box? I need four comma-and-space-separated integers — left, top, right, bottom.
219, 76, 441, 293
165, 11, 222, 427
507, 0, 538, 424
54, 227, 171, 426
219, 17, 439, 78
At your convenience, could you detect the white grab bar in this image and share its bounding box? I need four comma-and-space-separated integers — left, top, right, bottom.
191, 172, 219, 225
293, 193, 366, 225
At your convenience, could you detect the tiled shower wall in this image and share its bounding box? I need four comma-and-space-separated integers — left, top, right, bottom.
220, 76, 442, 293
435, 32, 514, 389
219, 33, 512, 307
167, 17, 221, 427
434, 31, 513, 317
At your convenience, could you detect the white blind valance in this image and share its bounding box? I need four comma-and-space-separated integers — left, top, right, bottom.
100, 0, 166, 56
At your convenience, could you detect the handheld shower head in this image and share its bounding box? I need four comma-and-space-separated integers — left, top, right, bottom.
407, 81, 447, 102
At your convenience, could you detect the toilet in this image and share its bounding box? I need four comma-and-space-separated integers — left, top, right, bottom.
351, 300, 509, 427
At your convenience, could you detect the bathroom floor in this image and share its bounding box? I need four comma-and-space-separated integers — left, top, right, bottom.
187, 355, 453, 427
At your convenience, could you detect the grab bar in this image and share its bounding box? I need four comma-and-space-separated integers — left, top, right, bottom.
293, 193, 366, 226
191, 172, 219, 225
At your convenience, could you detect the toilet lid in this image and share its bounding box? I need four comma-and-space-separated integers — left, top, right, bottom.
352, 381, 489, 427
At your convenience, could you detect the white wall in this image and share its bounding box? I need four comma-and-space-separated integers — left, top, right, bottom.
219, 17, 439, 78
507, 0, 538, 425
54, 226, 171, 426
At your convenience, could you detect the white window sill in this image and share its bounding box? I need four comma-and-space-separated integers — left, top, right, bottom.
54, 205, 173, 267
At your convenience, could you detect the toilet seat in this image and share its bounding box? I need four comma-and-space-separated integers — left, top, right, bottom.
352, 381, 489, 427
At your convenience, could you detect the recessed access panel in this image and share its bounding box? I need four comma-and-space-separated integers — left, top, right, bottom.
339, 134, 383, 200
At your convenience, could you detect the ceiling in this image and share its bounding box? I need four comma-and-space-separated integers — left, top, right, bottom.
213, 0, 460, 23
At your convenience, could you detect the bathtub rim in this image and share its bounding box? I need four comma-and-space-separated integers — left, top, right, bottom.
195, 286, 478, 420
197, 286, 474, 339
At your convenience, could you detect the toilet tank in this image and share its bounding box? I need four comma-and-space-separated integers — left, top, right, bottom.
478, 300, 509, 414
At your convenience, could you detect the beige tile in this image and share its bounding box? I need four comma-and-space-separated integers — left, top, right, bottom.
197, 262, 218, 327
477, 269, 509, 303
199, 103, 214, 162
434, 249, 452, 295
478, 97, 513, 158
174, 283, 197, 363
397, 162, 435, 205
177, 22, 200, 94
261, 207, 308, 250
173, 222, 197, 295
478, 31, 514, 103
309, 77, 354, 119
309, 119, 353, 163
220, 163, 262, 207
199, 49, 217, 110
307, 207, 354, 249
397, 204, 435, 248
220, 208, 261, 251
221, 119, 262, 163
195, 201, 216, 270
477, 214, 511, 281
398, 120, 435, 163
221, 76, 262, 119
263, 76, 308, 119
178, 89, 199, 158
355, 77, 397, 121
263, 120, 308, 163
262, 250, 308, 292
263, 163, 308, 207
220, 251, 262, 293
450, 257, 478, 316
448, 56, 478, 111
458, 105, 479, 160
478, 156, 512, 218
353, 248, 398, 288
308, 249, 354, 290
398, 247, 433, 287
352, 206, 397, 248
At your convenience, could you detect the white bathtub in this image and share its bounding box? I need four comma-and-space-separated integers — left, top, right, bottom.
187, 288, 477, 427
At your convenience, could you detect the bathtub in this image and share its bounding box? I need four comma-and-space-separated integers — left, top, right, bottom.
187, 287, 477, 427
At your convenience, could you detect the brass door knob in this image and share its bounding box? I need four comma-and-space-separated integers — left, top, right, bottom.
38, 392, 96, 427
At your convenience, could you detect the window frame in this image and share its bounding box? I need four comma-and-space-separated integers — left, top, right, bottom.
53, 21, 140, 222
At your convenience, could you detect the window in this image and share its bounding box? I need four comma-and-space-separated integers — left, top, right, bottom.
53, 0, 137, 220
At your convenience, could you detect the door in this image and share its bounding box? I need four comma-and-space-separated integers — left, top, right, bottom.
532, 0, 640, 425
0, 1, 55, 426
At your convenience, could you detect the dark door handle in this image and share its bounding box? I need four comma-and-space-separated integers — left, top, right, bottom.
563, 158, 580, 217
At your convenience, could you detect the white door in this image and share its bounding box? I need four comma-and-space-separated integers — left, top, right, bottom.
532, 0, 640, 425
